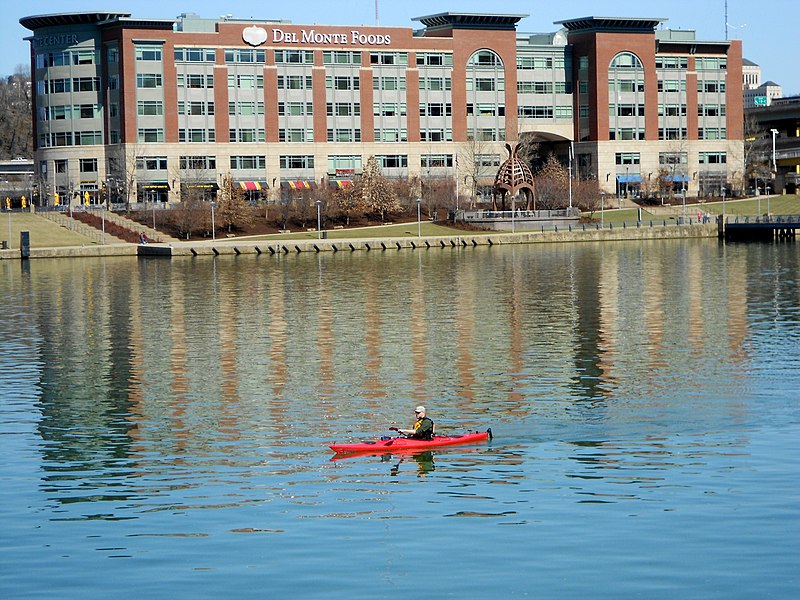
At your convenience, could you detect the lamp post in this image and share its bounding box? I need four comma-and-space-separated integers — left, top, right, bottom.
416, 197, 421, 238
681, 187, 686, 221
601, 191, 605, 226
770, 128, 779, 216
211, 201, 216, 241
101, 202, 106, 244
624, 166, 629, 205
568, 141, 574, 209
511, 194, 516, 233
7, 204, 11, 247
316, 199, 322, 239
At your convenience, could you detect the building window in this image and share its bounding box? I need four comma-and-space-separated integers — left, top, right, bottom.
74, 77, 100, 92
278, 129, 312, 143
278, 102, 313, 116
75, 131, 103, 145
230, 156, 266, 170
370, 52, 408, 66
138, 100, 164, 116
328, 155, 362, 171
175, 48, 216, 62
280, 155, 315, 169
136, 157, 168, 171
699, 152, 727, 164
419, 77, 451, 91
137, 128, 164, 143
373, 77, 405, 91
135, 45, 163, 61
224, 49, 266, 63
230, 129, 266, 143
417, 53, 453, 67
227, 74, 264, 89
421, 154, 453, 168
180, 156, 217, 170
278, 75, 313, 90
326, 129, 361, 142
329, 102, 362, 117
179, 74, 214, 88
615, 153, 640, 165
374, 129, 408, 143
136, 74, 162, 89
323, 51, 361, 65
79, 158, 98, 173
275, 50, 314, 64
179, 101, 215, 116
376, 155, 408, 169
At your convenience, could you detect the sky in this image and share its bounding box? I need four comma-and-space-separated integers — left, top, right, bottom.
6, 0, 799, 94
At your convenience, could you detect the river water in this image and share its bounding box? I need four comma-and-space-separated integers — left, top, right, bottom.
1, 240, 798, 598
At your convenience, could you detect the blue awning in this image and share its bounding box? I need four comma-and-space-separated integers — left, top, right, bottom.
617, 174, 643, 183
663, 175, 690, 183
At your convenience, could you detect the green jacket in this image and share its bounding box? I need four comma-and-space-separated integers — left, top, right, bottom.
409, 417, 434, 440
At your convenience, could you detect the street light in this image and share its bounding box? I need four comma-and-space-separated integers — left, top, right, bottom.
416, 197, 421, 238
601, 191, 605, 226
210, 201, 216, 241
568, 141, 574, 209
770, 128, 779, 216
316, 199, 321, 240
681, 188, 686, 221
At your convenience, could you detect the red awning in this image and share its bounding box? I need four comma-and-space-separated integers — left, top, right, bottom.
239, 181, 265, 191
332, 180, 352, 189
281, 180, 315, 190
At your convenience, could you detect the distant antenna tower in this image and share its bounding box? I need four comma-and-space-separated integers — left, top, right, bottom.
724, 0, 728, 40
375, 0, 379, 26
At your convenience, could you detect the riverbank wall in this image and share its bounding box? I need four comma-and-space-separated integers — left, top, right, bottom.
1, 222, 717, 260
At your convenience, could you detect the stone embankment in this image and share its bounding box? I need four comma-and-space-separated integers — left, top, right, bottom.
1, 222, 717, 261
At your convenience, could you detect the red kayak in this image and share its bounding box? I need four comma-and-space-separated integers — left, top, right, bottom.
330, 429, 492, 454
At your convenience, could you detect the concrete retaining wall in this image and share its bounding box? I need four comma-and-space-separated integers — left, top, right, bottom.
1, 223, 717, 260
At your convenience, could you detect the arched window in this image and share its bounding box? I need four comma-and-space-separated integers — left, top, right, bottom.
467, 50, 503, 68
608, 52, 645, 141
466, 50, 506, 142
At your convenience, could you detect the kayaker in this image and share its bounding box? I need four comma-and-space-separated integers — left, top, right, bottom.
389, 406, 434, 440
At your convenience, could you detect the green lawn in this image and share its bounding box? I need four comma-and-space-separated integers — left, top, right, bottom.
581, 194, 800, 225
1, 212, 97, 249
238, 221, 465, 241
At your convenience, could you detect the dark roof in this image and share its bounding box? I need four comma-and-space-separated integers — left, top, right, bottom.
742, 58, 759, 66
413, 12, 527, 31
20, 12, 131, 30
555, 16, 666, 33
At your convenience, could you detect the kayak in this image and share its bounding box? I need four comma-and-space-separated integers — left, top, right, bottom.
330, 428, 492, 454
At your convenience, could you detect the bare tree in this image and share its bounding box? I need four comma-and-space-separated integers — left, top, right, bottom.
0, 69, 33, 159
355, 156, 400, 221
534, 153, 569, 210
218, 173, 254, 232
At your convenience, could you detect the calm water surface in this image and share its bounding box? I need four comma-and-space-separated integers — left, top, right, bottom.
1, 240, 798, 598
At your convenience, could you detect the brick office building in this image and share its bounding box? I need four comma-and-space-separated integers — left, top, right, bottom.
21, 11, 743, 205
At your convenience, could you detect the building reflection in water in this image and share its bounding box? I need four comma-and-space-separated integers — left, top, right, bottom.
17, 239, 785, 504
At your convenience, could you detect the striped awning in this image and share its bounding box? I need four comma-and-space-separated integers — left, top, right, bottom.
331, 180, 352, 189
281, 180, 314, 190
239, 181, 266, 191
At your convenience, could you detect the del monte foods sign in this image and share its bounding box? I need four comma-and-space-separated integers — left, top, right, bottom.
243, 25, 390, 47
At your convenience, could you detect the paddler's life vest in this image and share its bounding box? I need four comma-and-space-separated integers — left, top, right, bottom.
411, 417, 434, 440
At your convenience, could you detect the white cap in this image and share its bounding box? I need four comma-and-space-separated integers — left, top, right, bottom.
415, 406, 426, 415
